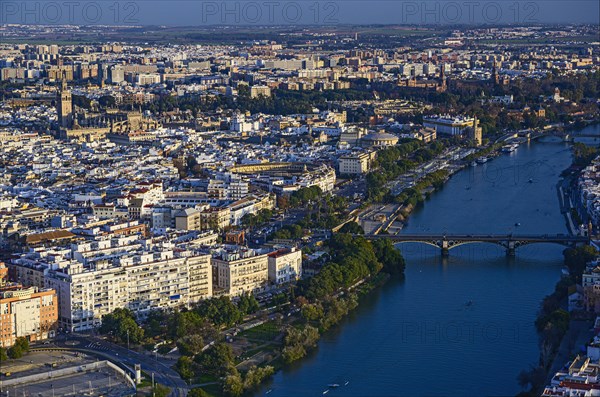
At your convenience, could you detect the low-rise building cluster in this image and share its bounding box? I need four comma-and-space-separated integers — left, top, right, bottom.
579, 157, 600, 230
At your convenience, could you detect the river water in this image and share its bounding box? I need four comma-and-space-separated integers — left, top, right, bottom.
259, 125, 600, 397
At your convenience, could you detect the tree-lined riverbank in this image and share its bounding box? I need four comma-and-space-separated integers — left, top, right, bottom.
258, 136, 574, 397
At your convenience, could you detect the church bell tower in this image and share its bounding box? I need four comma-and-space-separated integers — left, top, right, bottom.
57, 73, 73, 129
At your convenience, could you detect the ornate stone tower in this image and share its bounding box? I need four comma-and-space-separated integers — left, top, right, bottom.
491, 62, 500, 86
472, 116, 483, 147
438, 63, 447, 92
57, 74, 73, 129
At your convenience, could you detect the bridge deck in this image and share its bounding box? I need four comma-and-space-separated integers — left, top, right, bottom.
365, 234, 588, 243
359, 234, 587, 256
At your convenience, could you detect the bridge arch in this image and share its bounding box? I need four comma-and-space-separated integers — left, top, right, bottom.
393, 240, 445, 250
376, 234, 588, 257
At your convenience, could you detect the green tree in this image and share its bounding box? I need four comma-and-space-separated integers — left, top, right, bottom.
573, 143, 600, 167
0, 347, 8, 361
372, 238, 406, 275
171, 311, 206, 339
99, 308, 144, 344
223, 371, 244, 397
564, 245, 598, 278
243, 365, 275, 391
188, 388, 210, 397
14, 336, 29, 353
281, 325, 320, 364
195, 343, 235, 377
7, 344, 23, 359
176, 334, 205, 357
119, 317, 144, 344
301, 303, 324, 322
320, 294, 359, 331
289, 186, 322, 207
271, 224, 304, 240
144, 309, 170, 338
238, 293, 260, 315
339, 221, 364, 234
196, 297, 243, 327
154, 384, 171, 397
517, 365, 546, 392
7, 337, 30, 359
176, 356, 196, 381
98, 95, 116, 108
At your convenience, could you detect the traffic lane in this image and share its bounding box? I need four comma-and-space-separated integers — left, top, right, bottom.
55, 336, 184, 396
90, 337, 185, 386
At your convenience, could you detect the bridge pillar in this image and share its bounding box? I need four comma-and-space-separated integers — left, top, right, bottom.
441, 240, 449, 257
507, 241, 516, 257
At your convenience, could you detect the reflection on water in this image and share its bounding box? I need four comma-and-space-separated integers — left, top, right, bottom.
257, 135, 587, 396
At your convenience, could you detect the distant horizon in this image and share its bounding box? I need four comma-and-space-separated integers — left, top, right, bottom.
1, 1, 598, 27
4, 22, 600, 28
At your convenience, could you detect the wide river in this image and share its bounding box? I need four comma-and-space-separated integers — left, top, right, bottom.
259, 124, 600, 397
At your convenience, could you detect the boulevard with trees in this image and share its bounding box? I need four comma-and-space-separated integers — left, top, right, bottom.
366, 139, 449, 203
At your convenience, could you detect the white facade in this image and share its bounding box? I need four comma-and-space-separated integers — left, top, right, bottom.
212, 249, 269, 296
423, 115, 475, 136
268, 248, 302, 284
339, 152, 373, 174
11, 237, 212, 331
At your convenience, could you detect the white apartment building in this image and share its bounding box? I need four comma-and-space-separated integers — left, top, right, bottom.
299, 166, 337, 193
131, 181, 164, 205
10, 236, 212, 331
161, 192, 220, 207
212, 248, 270, 297
208, 173, 249, 200
230, 114, 257, 133
268, 248, 302, 284
423, 115, 475, 136
152, 206, 175, 230
338, 152, 374, 175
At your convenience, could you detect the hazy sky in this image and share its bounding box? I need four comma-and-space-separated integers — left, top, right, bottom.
2, 0, 599, 26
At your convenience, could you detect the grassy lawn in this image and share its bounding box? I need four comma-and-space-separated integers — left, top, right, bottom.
238, 321, 281, 342
243, 342, 279, 358
199, 383, 222, 396
196, 373, 219, 384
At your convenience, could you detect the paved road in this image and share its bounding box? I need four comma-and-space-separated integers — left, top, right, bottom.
546, 319, 594, 383
53, 334, 188, 397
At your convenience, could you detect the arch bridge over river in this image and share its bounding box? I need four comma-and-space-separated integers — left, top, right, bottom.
364, 233, 589, 256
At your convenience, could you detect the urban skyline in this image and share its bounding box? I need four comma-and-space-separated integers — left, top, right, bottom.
0, 15, 598, 397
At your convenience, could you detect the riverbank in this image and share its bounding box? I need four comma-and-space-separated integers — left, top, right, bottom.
520, 128, 600, 395
255, 128, 592, 396
386, 142, 512, 233
557, 175, 579, 236
260, 133, 574, 396
185, 234, 405, 397
519, 242, 599, 395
